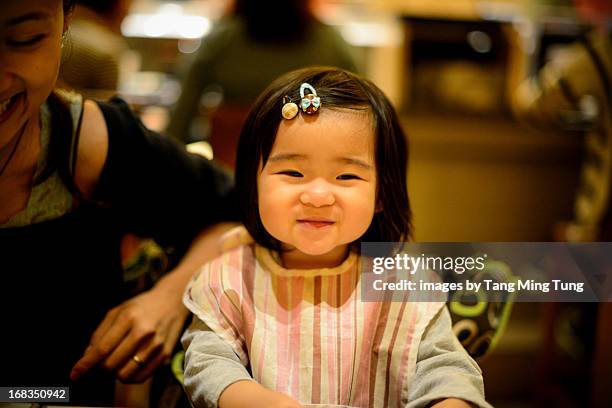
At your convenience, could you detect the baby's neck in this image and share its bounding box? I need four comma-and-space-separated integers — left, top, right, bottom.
280, 245, 350, 269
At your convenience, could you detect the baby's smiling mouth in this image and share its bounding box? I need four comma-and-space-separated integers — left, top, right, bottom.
298, 218, 335, 229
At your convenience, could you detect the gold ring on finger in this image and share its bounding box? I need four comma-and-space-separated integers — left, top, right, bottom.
132, 354, 145, 365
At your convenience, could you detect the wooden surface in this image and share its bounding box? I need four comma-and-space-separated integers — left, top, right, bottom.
404, 112, 581, 242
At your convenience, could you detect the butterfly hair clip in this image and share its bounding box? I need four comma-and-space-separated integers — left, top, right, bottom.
281, 82, 321, 120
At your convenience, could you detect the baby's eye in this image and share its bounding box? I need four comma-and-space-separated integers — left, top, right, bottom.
277, 170, 303, 177
337, 174, 362, 180
6, 34, 47, 47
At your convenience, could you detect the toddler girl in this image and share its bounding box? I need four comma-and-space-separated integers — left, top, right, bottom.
182, 67, 491, 408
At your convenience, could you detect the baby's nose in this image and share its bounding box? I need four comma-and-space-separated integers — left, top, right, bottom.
300, 182, 335, 207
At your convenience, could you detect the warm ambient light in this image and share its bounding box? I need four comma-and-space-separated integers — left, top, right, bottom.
121, 3, 211, 39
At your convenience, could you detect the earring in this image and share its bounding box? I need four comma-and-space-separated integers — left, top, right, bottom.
61, 31, 68, 48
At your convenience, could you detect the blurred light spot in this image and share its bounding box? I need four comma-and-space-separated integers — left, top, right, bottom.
186, 141, 214, 160
178, 38, 202, 54
180, 16, 210, 38
467, 31, 492, 53
144, 15, 169, 37
121, 3, 211, 39
158, 3, 183, 15
340, 22, 402, 47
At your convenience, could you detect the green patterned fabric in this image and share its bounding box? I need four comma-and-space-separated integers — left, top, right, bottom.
1, 91, 82, 228
448, 259, 516, 360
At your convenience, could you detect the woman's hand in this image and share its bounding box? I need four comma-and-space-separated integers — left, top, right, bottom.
70, 222, 235, 383
70, 283, 189, 383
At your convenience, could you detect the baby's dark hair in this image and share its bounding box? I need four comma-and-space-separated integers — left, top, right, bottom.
235, 67, 412, 252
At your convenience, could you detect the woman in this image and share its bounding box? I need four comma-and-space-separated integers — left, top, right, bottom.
0, 0, 236, 404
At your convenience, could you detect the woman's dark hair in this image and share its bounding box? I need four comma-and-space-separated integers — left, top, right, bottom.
235, 67, 412, 252
234, 0, 314, 43
29, 1, 84, 196
63, 0, 76, 13
38, 0, 80, 193
74, 0, 118, 15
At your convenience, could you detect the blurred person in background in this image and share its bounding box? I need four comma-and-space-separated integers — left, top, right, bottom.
166, 0, 358, 167
512, 0, 611, 241
58, 0, 134, 98
511, 0, 610, 406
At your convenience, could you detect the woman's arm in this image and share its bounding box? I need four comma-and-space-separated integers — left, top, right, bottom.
70, 222, 235, 383
69, 99, 239, 382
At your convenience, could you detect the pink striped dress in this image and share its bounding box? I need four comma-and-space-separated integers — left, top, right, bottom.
184, 242, 444, 407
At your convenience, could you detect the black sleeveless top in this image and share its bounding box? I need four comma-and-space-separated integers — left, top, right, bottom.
0, 96, 236, 405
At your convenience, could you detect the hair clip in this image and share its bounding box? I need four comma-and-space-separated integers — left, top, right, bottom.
281, 83, 322, 120
282, 96, 298, 120
300, 83, 321, 114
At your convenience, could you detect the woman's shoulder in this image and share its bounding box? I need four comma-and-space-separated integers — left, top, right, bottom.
72, 97, 156, 198
73, 99, 109, 198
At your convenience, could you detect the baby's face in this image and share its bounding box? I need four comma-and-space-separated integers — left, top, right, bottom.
257, 108, 377, 268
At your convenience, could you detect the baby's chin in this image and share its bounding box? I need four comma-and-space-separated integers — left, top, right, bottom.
289, 236, 336, 255
294, 240, 351, 260
295, 245, 336, 256
279, 239, 351, 268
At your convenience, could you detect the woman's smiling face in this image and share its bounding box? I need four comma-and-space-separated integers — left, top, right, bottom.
0, 0, 66, 149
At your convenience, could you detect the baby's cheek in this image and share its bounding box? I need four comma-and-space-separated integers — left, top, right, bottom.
258, 200, 276, 227
353, 202, 377, 235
